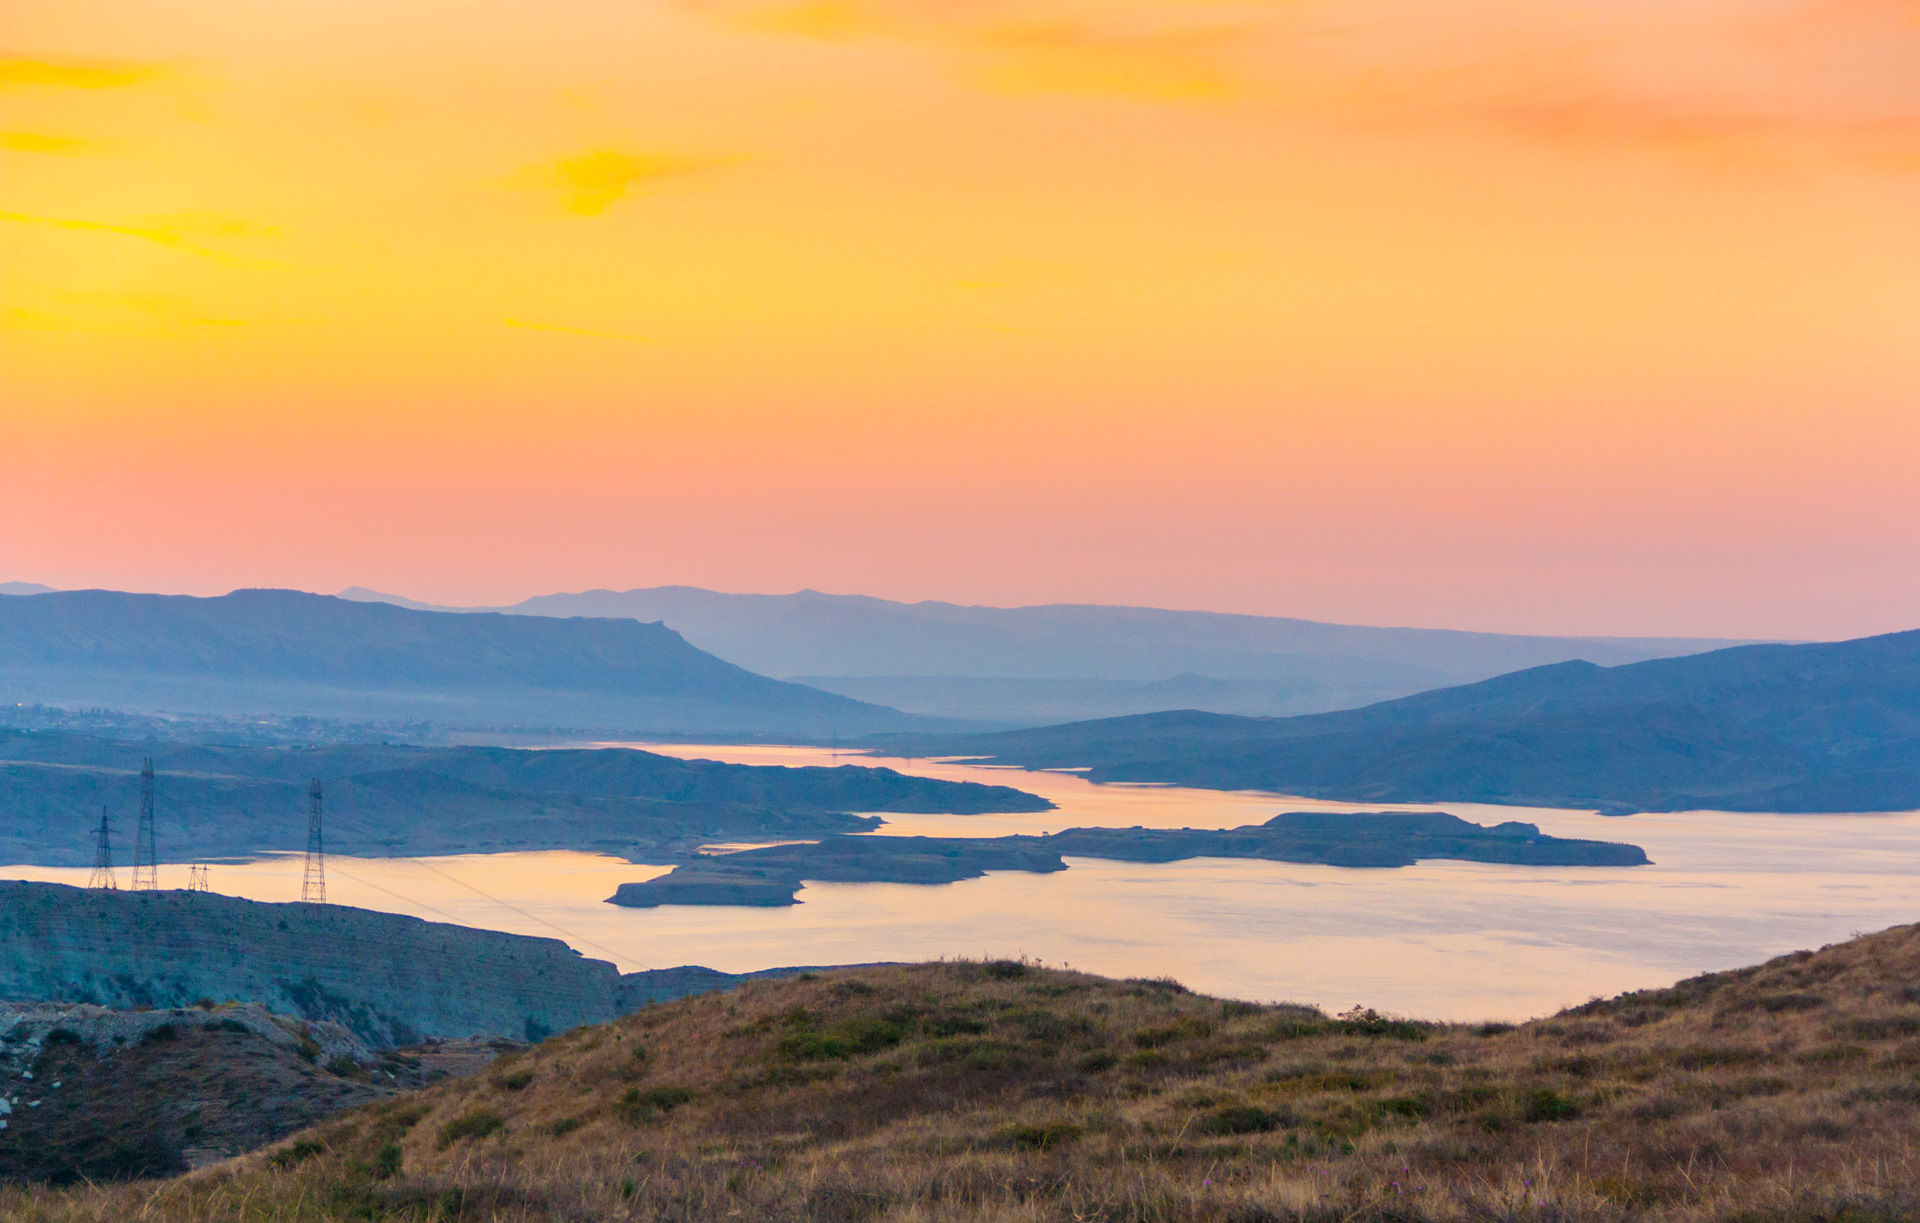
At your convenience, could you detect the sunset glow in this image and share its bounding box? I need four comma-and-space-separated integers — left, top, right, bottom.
4, 0, 1918, 636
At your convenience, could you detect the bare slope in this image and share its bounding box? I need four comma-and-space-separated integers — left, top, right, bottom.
18, 925, 1920, 1219
915, 628, 1920, 812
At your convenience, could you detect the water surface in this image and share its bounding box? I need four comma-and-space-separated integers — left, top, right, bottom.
8, 743, 1918, 1021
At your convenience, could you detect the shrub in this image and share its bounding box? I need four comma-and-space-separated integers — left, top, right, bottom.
44, 1027, 81, 1046
373, 1142, 403, 1179
777, 1016, 906, 1061
268, 1139, 324, 1169
1524, 1089, 1578, 1122
1329, 1008, 1428, 1041
983, 961, 1027, 980
1077, 1051, 1117, 1073
1126, 977, 1189, 994
551, 1116, 584, 1137
618, 1085, 695, 1123
326, 1055, 362, 1078
1200, 1105, 1291, 1135
493, 1069, 535, 1091
999, 1121, 1080, 1150
440, 1111, 506, 1146
140, 1023, 178, 1044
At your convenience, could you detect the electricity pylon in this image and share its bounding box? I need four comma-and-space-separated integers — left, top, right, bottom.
131, 757, 159, 892
301, 778, 325, 903
88, 806, 117, 890
187, 863, 210, 892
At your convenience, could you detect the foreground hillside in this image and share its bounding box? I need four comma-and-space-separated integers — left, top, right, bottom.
919, 628, 1920, 812
15, 927, 1920, 1221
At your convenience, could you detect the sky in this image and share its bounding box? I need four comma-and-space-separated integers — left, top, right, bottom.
3, 0, 1918, 640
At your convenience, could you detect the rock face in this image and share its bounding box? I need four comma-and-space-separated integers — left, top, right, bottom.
0, 882, 796, 1047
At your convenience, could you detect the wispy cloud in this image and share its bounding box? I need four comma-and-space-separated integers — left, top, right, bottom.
0, 131, 93, 154
512, 149, 720, 216
0, 211, 278, 265
685, 0, 1920, 165
0, 55, 161, 90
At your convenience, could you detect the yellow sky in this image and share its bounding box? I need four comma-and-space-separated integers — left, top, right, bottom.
3, 0, 1918, 637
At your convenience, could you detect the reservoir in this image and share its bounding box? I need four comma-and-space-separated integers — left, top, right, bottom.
8, 743, 1920, 1021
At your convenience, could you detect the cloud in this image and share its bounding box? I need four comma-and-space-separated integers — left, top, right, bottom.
0, 55, 160, 90
696, 0, 1256, 100
0, 211, 276, 265
511, 149, 719, 216
684, 0, 1920, 164
0, 131, 92, 154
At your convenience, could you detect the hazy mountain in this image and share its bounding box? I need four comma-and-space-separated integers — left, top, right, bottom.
0, 589, 933, 736
0, 582, 54, 596
910, 629, 1920, 813
338, 586, 1751, 723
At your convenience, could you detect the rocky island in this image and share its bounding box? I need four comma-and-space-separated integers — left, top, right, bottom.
607, 810, 1649, 907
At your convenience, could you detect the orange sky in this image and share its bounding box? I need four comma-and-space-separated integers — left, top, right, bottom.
3, 0, 1918, 639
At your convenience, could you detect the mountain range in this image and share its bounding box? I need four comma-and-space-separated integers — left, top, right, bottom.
0, 588, 923, 736
335, 585, 1748, 722
912, 629, 1920, 813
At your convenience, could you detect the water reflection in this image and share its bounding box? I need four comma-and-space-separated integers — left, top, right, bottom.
6, 743, 1917, 1021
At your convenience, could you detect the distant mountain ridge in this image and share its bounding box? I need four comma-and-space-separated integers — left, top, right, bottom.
338, 585, 1753, 722
913, 629, 1920, 813
0, 588, 929, 736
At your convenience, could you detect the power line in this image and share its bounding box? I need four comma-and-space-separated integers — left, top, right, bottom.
131, 757, 158, 892
88, 805, 117, 890
302, 778, 325, 903
406, 858, 653, 970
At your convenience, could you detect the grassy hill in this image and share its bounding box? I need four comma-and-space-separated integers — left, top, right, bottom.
910, 628, 1920, 812
13, 926, 1920, 1220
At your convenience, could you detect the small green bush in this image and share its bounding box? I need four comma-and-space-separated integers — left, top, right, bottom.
999, 1121, 1080, 1150
268, 1138, 324, 1169
1524, 1089, 1578, 1122
1200, 1105, 1291, 1135
618, 1085, 695, 1123
373, 1142, 403, 1179
440, 1111, 506, 1146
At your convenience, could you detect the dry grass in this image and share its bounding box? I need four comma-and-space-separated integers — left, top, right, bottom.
10, 925, 1920, 1222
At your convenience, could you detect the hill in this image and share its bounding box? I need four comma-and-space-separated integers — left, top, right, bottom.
339, 585, 1747, 723
909, 628, 1920, 812
0, 1000, 481, 1184
0, 589, 933, 737
16, 925, 1920, 1218
0, 882, 831, 1047
0, 731, 1049, 865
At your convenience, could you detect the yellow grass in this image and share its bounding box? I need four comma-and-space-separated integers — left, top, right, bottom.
10, 924, 1920, 1222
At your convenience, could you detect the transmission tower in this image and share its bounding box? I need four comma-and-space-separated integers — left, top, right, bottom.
88, 806, 117, 890
301, 778, 325, 903
131, 757, 159, 892
187, 863, 210, 892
